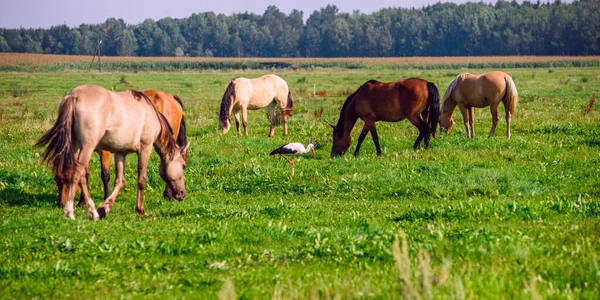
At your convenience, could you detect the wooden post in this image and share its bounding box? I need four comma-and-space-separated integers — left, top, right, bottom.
97, 40, 102, 72
89, 40, 102, 72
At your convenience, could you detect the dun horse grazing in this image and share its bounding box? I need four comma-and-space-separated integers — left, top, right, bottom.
331, 78, 440, 157
440, 71, 519, 138
52, 89, 188, 208
219, 74, 294, 137
35, 85, 188, 220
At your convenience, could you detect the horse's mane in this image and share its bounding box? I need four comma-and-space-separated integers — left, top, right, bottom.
130, 90, 177, 158
173, 95, 188, 147
441, 74, 465, 110
219, 79, 238, 122
335, 85, 364, 138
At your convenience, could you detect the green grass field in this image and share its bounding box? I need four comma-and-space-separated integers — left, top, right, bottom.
0, 65, 599, 299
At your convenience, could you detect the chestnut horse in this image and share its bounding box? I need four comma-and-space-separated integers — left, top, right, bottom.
439, 71, 518, 138
53, 89, 188, 208
331, 78, 440, 157
35, 85, 188, 220
219, 74, 294, 137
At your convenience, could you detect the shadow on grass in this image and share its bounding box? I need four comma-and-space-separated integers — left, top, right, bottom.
0, 169, 57, 206
0, 186, 55, 207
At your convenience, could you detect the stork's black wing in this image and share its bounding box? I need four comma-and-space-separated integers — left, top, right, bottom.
270, 145, 297, 155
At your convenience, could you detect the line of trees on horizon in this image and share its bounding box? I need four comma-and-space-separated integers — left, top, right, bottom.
0, 0, 598, 57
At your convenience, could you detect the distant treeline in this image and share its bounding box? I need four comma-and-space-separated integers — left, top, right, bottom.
1, 1, 598, 57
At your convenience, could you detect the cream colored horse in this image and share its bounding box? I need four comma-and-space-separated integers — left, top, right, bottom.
36, 85, 188, 220
440, 71, 519, 138
219, 74, 294, 137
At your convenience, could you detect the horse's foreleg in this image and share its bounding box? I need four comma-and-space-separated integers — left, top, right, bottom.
283, 111, 289, 136
98, 153, 126, 218
268, 104, 276, 138
354, 125, 370, 157
370, 125, 383, 156
64, 182, 78, 220
242, 107, 249, 136
135, 147, 153, 216
234, 113, 241, 135
457, 105, 471, 138
488, 104, 500, 138
99, 150, 111, 199
468, 107, 475, 137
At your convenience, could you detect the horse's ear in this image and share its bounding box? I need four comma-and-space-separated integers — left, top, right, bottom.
328, 123, 336, 130
181, 143, 190, 155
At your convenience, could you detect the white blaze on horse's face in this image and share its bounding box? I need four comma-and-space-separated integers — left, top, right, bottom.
219, 118, 231, 133
159, 145, 188, 201
440, 117, 454, 133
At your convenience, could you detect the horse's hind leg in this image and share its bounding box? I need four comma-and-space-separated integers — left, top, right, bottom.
488, 103, 500, 138
98, 153, 126, 218
468, 107, 475, 137
408, 116, 431, 150
77, 147, 100, 219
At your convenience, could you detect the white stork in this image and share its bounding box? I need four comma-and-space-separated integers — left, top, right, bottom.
270, 143, 316, 167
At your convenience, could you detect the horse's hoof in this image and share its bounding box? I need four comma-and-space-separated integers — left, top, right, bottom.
64, 213, 75, 220
97, 207, 109, 219
89, 210, 100, 220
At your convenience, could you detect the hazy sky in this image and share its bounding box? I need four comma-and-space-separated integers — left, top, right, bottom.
0, 0, 520, 29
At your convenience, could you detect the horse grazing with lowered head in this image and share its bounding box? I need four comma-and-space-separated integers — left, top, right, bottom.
331, 78, 440, 157
219, 74, 294, 137
52, 89, 188, 208
35, 85, 188, 220
440, 71, 519, 138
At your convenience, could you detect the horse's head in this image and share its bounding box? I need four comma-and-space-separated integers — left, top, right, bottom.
330, 124, 351, 157
54, 173, 69, 207
439, 116, 454, 133
160, 143, 189, 201
218, 117, 231, 134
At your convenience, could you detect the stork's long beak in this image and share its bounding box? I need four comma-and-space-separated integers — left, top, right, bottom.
311, 148, 316, 158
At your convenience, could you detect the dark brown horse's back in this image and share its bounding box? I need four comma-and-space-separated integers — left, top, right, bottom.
353, 78, 430, 122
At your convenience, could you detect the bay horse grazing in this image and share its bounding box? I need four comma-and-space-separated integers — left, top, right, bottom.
331, 78, 440, 157
440, 71, 519, 138
52, 89, 188, 208
35, 85, 188, 220
219, 74, 294, 137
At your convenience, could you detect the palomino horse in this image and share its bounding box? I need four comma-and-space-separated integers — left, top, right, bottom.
331, 78, 440, 157
52, 89, 188, 208
35, 85, 188, 220
219, 74, 294, 137
440, 71, 519, 138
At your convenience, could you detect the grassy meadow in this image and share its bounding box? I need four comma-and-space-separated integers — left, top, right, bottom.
0, 56, 599, 298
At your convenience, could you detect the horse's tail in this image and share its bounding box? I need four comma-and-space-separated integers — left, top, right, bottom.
441, 75, 461, 112
173, 95, 188, 147
219, 80, 236, 123
426, 82, 441, 138
34, 94, 78, 180
503, 75, 519, 116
